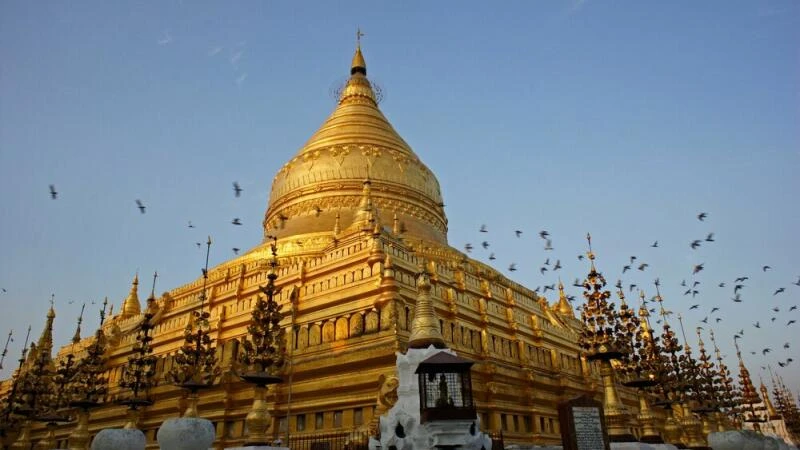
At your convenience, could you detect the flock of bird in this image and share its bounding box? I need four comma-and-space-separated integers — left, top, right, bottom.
48, 183, 248, 256
2, 186, 796, 380
462, 212, 798, 373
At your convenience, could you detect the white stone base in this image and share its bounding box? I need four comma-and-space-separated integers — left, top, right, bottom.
225, 447, 290, 450
156, 417, 215, 450
611, 444, 679, 450
89, 428, 146, 450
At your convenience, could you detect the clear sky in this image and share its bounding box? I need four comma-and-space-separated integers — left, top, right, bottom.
1, 2, 798, 393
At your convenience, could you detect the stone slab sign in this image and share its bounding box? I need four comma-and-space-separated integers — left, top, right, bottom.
558, 394, 610, 450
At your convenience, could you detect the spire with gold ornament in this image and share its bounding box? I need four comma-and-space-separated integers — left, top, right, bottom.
408, 259, 446, 349
554, 279, 574, 317
264, 34, 447, 246
120, 273, 141, 318
759, 379, 780, 420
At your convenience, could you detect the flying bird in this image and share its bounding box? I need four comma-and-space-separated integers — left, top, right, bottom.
754, 322, 760, 328
784, 343, 790, 349
629, 284, 638, 292
544, 284, 555, 292
481, 241, 489, 249
773, 306, 780, 312
553, 260, 562, 271
233, 182, 243, 197
774, 288, 785, 295
544, 239, 554, 251
697, 212, 707, 221
232, 248, 240, 255
508, 263, 517, 272
540, 267, 548, 275
479, 224, 488, 233
732, 294, 742, 303
788, 320, 796, 326
690, 240, 702, 250
464, 243, 473, 253
681, 280, 687, 287
705, 233, 715, 242
195, 242, 201, 248
651, 241, 659, 248
188, 221, 195, 228
793, 277, 800, 287
715, 318, 722, 323
622, 265, 631, 274
136, 199, 146, 214
710, 307, 720, 313
789, 305, 797, 311
693, 263, 704, 275
515, 230, 522, 238
539, 230, 549, 239
690, 304, 700, 310
638, 263, 648, 271
735, 277, 749, 283
49, 185, 58, 199
718, 282, 725, 288
762, 348, 771, 355
577, 254, 584, 261
232, 218, 242, 225
630, 256, 637, 263
700, 316, 708, 323
763, 265, 771, 272
734, 284, 745, 294
488, 253, 496, 261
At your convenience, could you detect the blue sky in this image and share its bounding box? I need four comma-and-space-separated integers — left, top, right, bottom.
1, 2, 798, 392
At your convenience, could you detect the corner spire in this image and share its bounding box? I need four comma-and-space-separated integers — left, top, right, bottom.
351, 28, 366, 75
37, 295, 56, 354
556, 279, 573, 317
72, 303, 86, 344
408, 261, 446, 349
121, 273, 141, 318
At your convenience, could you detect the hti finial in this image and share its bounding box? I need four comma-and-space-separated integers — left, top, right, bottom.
356, 27, 364, 48
72, 303, 86, 344
0, 330, 12, 370
50, 294, 55, 309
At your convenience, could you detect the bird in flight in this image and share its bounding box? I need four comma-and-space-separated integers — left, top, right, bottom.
705, 233, 714, 242
718, 282, 725, 288
651, 241, 658, 248
544, 239, 554, 251
232, 218, 242, 225
195, 242, 201, 249
762, 348, 771, 355
788, 320, 796, 326
735, 276, 749, 283
754, 322, 760, 328
697, 212, 708, 221
763, 265, 771, 272
540, 267, 548, 275
690, 240, 702, 250
774, 288, 785, 296
481, 241, 489, 249
732, 294, 742, 303
488, 253, 496, 261
553, 260, 562, 271
188, 221, 195, 228
789, 305, 797, 311
689, 304, 700, 310
515, 230, 522, 238
638, 263, 648, 271
784, 342, 791, 349
49, 185, 58, 199
539, 230, 549, 239
232, 248, 240, 255
577, 254, 584, 260
793, 277, 800, 287
716, 317, 722, 323
508, 263, 517, 272
734, 284, 745, 294
479, 224, 488, 233
233, 182, 243, 197
464, 243, 473, 253
622, 265, 631, 274
136, 199, 146, 214
710, 307, 720, 313
693, 263, 704, 274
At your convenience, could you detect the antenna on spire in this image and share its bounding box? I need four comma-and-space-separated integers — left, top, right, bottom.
0, 330, 12, 370
150, 271, 159, 298
199, 236, 212, 310
100, 297, 108, 326
50, 294, 55, 309
72, 303, 86, 344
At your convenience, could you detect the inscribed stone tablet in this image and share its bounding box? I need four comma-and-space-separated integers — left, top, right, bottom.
572, 406, 604, 450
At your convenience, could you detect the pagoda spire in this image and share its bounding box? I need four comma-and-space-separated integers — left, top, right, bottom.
121, 273, 141, 318
408, 260, 446, 349
351, 27, 366, 75
759, 379, 780, 419
734, 337, 763, 431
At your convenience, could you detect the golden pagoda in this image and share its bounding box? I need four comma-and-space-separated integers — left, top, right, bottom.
0, 41, 641, 448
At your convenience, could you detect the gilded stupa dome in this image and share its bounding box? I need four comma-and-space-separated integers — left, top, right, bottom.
264, 45, 448, 244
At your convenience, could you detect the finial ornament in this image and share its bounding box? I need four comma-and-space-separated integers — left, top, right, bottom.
356, 27, 364, 48
408, 257, 446, 349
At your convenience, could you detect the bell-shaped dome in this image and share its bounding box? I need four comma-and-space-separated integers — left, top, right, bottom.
264, 45, 448, 244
